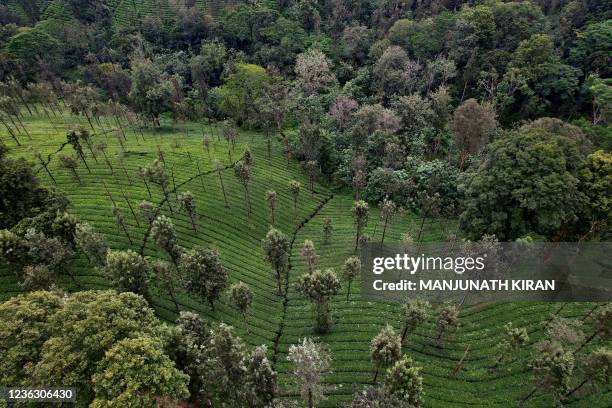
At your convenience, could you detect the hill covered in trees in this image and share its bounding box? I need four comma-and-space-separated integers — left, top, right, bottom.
0, 0, 610, 406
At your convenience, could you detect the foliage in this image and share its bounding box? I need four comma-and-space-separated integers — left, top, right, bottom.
180, 246, 228, 310
384, 356, 424, 407
287, 338, 331, 408
459, 128, 586, 240
103, 250, 152, 296
296, 268, 341, 333
370, 324, 402, 382
262, 227, 290, 295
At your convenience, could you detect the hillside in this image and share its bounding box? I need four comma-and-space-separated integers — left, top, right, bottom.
0, 109, 609, 407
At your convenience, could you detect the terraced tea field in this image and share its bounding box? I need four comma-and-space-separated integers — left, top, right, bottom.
1, 110, 610, 407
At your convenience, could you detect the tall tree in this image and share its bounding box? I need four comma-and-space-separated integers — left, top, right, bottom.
266, 190, 277, 225
459, 128, 586, 240
380, 197, 396, 245
262, 227, 290, 295
180, 246, 228, 311
244, 345, 278, 407
296, 268, 341, 334
289, 180, 301, 217
341, 256, 361, 302
399, 300, 430, 344
384, 355, 424, 407
229, 281, 253, 322
151, 215, 181, 266
449, 98, 497, 170
287, 338, 331, 408
352, 200, 369, 251
234, 161, 253, 217
370, 324, 402, 382
103, 250, 151, 297
178, 191, 198, 232
436, 304, 460, 343
300, 239, 319, 274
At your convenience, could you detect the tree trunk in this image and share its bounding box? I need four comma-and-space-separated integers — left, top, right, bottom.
401, 325, 408, 343
417, 216, 426, 243
346, 280, 352, 302
373, 366, 379, 382
218, 170, 229, 208
381, 217, 389, 245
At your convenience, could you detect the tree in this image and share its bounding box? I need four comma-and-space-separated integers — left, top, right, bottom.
74, 222, 108, 265
143, 160, 173, 212
492, 322, 529, 369
296, 268, 341, 334
579, 150, 611, 231
151, 215, 181, 266
329, 96, 358, 131
301, 239, 319, 274
222, 121, 237, 161
352, 200, 369, 251
347, 386, 410, 407
380, 198, 396, 245
322, 217, 332, 244
91, 336, 189, 407
295, 49, 337, 96
459, 128, 586, 240
342, 256, 361, 302
399, 300, 430, 344
384, 355, 424, 407
287, 338, 331, 408
103, 250, 151, 296
59, 154, 80, 183
229, 281, 253, 321
353, 170, 367, 201
262, 227, 290, 295
20, 264, 55, 291
448, 98, 497, 170
152, 260, 182, 313
289, 180, 301, 216
207, 323, 247, 403
436, 304, 459, 343
29, 291, 171, 405
180, 246, 228, 311
234, 161, 252, 217
576, 304, 612, 352
565, 347, 612, 399
216, 63, 270, 125
244, 345, 278, 407
66, 127, 92, 173
23, 228, 73, 275
178, 191, 198, 231
266, 190, 277, 225
111, 204, 132, 245
129, 58, 174, 125
305, 160, 319, 193
171, 312, 211, 402
370, 324, 402, 382
523, 340, 574, 405
0, 291, 63, 387
138, 201, 159, 228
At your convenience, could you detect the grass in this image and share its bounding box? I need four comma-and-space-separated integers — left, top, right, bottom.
0, 108, 610, 407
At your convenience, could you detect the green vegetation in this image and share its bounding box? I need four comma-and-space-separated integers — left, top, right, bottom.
0, 0, 610, 406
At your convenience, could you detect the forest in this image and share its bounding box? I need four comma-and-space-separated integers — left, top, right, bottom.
0, 0, 610, 407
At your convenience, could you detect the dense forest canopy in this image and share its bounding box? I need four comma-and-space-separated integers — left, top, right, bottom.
1, 0, 609, 242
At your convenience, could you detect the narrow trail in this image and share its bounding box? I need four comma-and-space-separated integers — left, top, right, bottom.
271, 193, 334, 366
